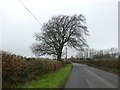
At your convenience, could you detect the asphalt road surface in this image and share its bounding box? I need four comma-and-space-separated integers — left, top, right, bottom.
64, 63, 118, 88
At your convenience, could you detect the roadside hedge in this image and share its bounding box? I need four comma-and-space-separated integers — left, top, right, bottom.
2, 51, 64, 88
77, 59, 119, 74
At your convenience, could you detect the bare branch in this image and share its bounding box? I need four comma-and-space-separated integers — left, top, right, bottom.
31, 14, 89, 60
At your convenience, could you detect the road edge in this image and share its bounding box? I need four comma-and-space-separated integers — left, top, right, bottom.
59, 63, 73, 89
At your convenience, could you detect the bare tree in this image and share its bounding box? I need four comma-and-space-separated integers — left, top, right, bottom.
75, 51, 84, 58
110, 48, 118, 59
31, 14, 89, 61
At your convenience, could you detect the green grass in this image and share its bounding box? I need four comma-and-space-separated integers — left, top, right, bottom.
17, 64, 72, 88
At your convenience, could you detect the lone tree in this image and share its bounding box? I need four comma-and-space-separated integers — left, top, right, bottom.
31, 14, 89, 61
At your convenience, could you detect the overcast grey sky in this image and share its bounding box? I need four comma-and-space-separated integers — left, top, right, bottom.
0, 0, 118, 58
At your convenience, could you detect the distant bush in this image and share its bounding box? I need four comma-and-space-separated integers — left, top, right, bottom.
2, 51, 64, 88
64, 60, 72, 64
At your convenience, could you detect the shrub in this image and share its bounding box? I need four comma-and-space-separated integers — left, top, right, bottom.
2, 51, 22, 87
2, 51, 64, 88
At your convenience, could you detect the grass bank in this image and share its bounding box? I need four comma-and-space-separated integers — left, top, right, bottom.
18, 64, 72, 88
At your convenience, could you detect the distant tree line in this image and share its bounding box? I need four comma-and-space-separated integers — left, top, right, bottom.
75, 48, 118, 60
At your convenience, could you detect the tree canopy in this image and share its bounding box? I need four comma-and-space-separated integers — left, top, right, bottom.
31, 14, 89, 61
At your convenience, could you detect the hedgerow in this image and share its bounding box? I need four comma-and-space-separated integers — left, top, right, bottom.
2, 51, 64, 88
76, 59, 119, 74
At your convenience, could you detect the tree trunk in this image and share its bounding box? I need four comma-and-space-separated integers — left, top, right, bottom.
57, 54, 61, 61
57, 47, 63, 61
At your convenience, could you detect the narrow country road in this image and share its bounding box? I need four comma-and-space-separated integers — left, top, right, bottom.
64, 63, 118, 88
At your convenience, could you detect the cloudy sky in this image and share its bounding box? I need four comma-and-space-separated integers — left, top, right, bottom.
0, 0, 119, 58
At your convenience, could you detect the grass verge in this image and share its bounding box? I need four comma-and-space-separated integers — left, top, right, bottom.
17, 64, 72, 88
